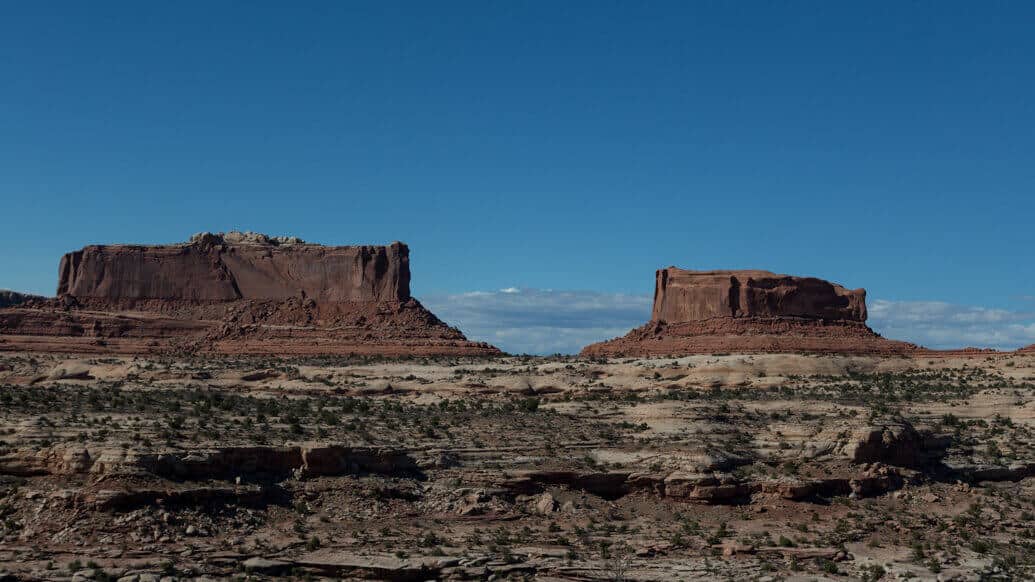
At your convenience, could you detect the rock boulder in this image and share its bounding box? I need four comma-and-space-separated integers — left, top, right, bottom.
842, 421, 926, 468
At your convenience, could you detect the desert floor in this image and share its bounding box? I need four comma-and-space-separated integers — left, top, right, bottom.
2, 350, 1035, 581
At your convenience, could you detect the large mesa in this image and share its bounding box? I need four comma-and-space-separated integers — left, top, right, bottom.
58, 231, 411, 305
581, 267, 917, 357
0, 232, 500, 356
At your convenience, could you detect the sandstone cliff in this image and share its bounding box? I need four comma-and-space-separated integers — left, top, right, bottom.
652, 268, 867, 323
0, 232, 499, 356
58, 233, 410, 305
582, 267, 916, 357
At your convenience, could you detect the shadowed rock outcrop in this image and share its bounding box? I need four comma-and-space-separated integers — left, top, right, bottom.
0, 232, 499, 356
0, 290, 43, 309
842, 420, 951, 468
582, 267, 917, 357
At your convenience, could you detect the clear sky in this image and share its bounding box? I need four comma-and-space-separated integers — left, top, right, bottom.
2, 2, 1034, 353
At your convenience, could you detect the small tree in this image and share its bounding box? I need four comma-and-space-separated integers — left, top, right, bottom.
602, 542, 632, 581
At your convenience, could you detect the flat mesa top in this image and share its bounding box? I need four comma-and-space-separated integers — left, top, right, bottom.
663, 267, 811, 280
69, 232, 407, 251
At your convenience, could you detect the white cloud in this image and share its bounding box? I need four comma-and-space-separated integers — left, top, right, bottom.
421, 289, 1035, 355
868, 299, 1035, 350
421, 288, 651, 355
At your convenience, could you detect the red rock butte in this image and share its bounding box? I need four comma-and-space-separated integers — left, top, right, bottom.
581, 267, 919, 357
0, 232, 500, 356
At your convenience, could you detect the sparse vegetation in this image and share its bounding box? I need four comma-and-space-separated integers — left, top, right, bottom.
0, 352, 1034, 579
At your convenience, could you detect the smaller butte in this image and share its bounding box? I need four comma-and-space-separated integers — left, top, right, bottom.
581, 267, 919, 357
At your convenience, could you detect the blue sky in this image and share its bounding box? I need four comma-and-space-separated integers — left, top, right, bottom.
2, 2, 1034, 353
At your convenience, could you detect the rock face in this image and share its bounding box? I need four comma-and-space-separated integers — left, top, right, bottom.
842, 421, 928, 468
652, 269, 867, 323
0, 232, 499, 356
582, 267, 917, 357
58, 232, 410, 305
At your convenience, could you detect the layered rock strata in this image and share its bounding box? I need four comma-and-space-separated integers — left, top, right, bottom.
0, 232, 499, 356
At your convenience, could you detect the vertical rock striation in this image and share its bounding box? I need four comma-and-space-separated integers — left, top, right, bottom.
57, 235, 411, 305
651, 269, 867, 323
